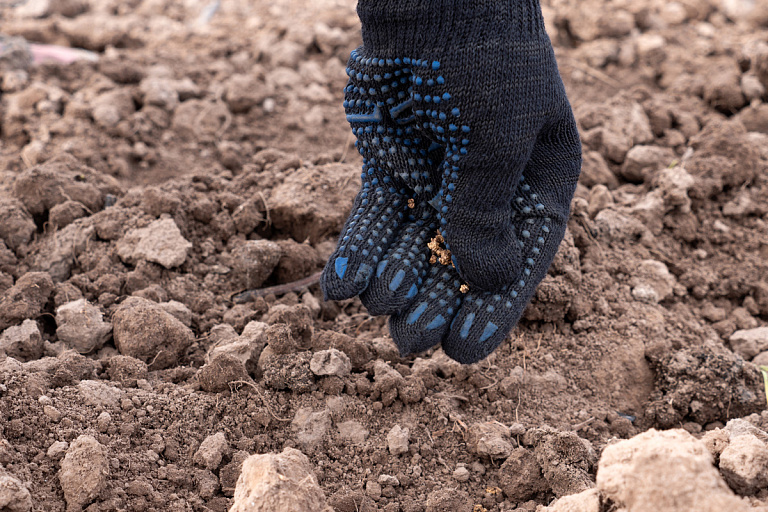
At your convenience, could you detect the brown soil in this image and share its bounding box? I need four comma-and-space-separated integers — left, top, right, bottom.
1, 0, 768, 511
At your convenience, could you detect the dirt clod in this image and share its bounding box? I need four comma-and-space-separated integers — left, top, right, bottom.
231, 240, 282, 289
230, 448, 329, 512
499, 448, 548, 502
0, 272, 53, 331
718, 434, 768, 496
467, 422, 515, 460
55, 299, 112, 354
310, 348, 351, 377
425, 488, 473, 512
112, 297, 193, 369
116, 217, 192, 269
0, 469, 32, 512
58, 435, 109, 512
193, 432, 230, 471
597, 429, 746, 512
0, 319, 42, 362
386, 425, 410, 456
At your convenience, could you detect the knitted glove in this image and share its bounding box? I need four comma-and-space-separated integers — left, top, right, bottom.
320, 48, 443, 309
355, 0, 582, 363
323, 0, 581, 363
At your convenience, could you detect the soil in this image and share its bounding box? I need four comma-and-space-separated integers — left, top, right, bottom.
1, 0, 768, 511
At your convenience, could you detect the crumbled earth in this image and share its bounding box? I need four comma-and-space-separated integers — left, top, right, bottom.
1, 0, 768, 511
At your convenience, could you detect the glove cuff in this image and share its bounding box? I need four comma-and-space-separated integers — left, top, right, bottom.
357, 0, 548, 58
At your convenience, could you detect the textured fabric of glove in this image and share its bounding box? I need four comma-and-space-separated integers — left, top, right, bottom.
320, 49, 443, 307
324, 0, 582, 363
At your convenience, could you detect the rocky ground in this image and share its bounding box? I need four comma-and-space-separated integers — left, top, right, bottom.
1, 0, 768, 511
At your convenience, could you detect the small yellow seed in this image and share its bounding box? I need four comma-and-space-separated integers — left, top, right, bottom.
460, 284, 469, 293
407, 198, 415, 209
428, 230, 455, 267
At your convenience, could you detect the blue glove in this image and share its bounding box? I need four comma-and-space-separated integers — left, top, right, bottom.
324, 0, 582, 363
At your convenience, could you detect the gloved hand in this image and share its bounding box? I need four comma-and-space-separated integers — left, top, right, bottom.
323, 0, 582, 364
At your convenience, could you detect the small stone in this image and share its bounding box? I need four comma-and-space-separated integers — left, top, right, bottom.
467, 422, 514, 460
621, 145, 676, 182
230, 448, 328, 512
157, 300, 193, 327
453, 466, 470, 482
387, 425, 410, 456
116, 217, 192, 269
509, 422, 526, 436
631, 260, 676, 304
139, 77, 179, 111
207, 320, 267, 375
193, 432, 230, 471
59, 435, 109, 511
55, 299, 112, 354
741, 74, 766, 102
0, 319, 43, 362
701, 303, 727, 323
310, 349, 351, 378
724, 419, 768, 443
722, 192, 759, 218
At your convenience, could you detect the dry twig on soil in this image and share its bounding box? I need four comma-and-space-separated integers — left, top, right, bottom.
232, 270, 322, 303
